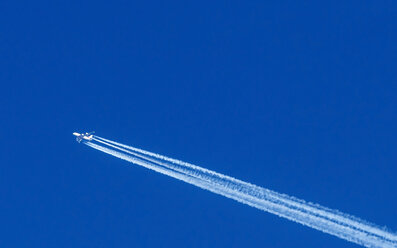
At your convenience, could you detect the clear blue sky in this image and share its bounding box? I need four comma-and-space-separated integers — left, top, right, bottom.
1, 1, 396, 247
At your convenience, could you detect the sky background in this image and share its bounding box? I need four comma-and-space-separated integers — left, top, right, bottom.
1, 1, 396, 247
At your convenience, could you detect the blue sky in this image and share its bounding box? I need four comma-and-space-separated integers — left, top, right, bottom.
1, 1, 396, 247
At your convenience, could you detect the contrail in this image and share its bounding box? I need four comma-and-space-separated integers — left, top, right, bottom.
92, 137, 395, 243
83, 136, 396, 248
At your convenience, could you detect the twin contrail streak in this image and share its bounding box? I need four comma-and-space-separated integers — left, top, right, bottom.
83, 136, 396, 248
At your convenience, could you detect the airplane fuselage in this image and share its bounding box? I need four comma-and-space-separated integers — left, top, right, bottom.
73, 132, 94, 142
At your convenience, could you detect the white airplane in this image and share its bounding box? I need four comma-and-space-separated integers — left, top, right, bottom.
73, 131, 94, 143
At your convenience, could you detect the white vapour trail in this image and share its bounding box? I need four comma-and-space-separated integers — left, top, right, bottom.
86, 137, 397, 248
93, 136, 396, 243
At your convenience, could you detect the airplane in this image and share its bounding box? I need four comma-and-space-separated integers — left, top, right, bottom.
73, 131, 94, 143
